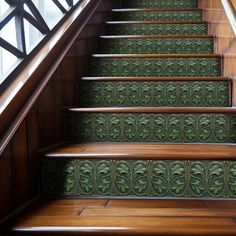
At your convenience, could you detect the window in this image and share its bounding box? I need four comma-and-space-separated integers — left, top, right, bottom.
0, 0, 80, 85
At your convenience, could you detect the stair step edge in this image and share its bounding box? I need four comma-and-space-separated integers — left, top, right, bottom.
112, 8, 203, 12
91, 54, 222, 58
106, 21, 207, 24
40, 143, 236, 160
80, 77, 229, 81
64, 107, 236, 113
100, 35, 215, 39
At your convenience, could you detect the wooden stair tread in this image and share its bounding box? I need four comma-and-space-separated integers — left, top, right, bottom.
92, 54, 221, 58
10, 199, 236, 235
42, 143, 236, 160
106, 21, 207, 24
100, 35, 214, 39
80, 76, 229, 81
67, 107, 236, 113
112, 8, 202, 12
80, 208, 236, 217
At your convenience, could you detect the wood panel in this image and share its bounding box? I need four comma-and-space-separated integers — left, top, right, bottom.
199, 0, 236, 105
0, 146, 12, 219
0, 0, 115, 224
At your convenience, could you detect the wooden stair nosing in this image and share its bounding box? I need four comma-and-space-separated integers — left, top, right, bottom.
100, 35, 215, 39
80, 208, 236, 217
41, 143, 236, 160
66, 107, 236, 113
91, 54, 221, 58
106, 20, 208, 24
112, 8, 203, 12
80, 76, 230, 82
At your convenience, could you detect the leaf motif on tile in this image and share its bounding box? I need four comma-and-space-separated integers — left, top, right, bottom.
79, 161, 95, 195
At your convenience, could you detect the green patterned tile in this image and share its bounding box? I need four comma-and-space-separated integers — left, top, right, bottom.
41, 159, 236, 198
98, 38, 214, 54
106, 23, 208, 35
113, 11, 202, 21
78, 81, 230, 107
123, 0, 198, 9
64, 113, 236, 143
88, 57, 221, 77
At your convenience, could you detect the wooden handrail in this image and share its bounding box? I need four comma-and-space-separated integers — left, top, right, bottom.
0, 0, 102, 156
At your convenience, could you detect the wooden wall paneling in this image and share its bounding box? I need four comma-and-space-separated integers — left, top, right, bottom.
11, 121, 30, 208
61, 57, 77, 106
52, 68, 64, 144
0, 145, 12, 219
25, 104, 39, 197
37, 80, 57, 149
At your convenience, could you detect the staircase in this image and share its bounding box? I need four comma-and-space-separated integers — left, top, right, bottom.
9, 0, 236, 235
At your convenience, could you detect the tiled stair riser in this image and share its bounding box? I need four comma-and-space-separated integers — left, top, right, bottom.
78, 81, 230, 107
89, 58, 221, 77
113, 11, 202, 21
41, 159, 236, 198
64, 113, 236, 143
98, 38, 214, 54
123, 0, 198, 8
106, 23, 208, 35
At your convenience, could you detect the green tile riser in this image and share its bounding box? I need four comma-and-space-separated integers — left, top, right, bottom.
123, 0, 198, 9
106, 23, 208, 35
64, 113, 236, 143
89, 58, 221, 77
98, 38, 214, 54
78, 81, 230, 107
113, 11, 202, 21
41, 159, 236, 198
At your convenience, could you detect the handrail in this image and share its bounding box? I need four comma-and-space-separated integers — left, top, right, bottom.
221, 0, 236, 36
0, 0, 102, 156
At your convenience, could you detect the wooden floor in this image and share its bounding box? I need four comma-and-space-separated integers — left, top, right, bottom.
8, 198, 236, 235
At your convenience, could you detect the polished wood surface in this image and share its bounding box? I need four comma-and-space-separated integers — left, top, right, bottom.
112, 9, 202, 12
9, 198, 236, 235
106, 20, 208, 24
43, 142, 236, 160
92, 53, 221, 58
81, 76, 229, 81
68, 107, 236, 113
100, 35, 214, 38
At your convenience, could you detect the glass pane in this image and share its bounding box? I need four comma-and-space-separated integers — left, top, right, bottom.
23, 19, 44, 53
0, 47, 18, 83
58, 0, 70, 10
73, 0, 81, 4
24, 4, 37, 20
0, 17, 17, 48
0, 1, 10, 16
32, 0, 64, 29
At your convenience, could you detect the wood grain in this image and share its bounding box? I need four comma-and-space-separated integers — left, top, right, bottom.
9, 198, 236, 236
43, 142, 236, 160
